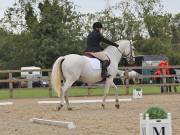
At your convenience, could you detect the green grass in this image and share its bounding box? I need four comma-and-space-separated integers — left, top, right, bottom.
0, 86, 179, 99
0, 88, 50, 99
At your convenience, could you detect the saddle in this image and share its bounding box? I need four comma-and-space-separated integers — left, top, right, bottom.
84, 52, 111, 79
83, 52, 110, 69
83, 56, 101, 70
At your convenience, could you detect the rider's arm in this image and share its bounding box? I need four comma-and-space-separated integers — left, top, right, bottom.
100, 34, 119, 47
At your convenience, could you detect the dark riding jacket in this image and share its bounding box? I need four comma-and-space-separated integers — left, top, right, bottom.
84, 30, 118, 52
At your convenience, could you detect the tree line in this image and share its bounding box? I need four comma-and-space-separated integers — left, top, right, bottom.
0, 0, 180, 70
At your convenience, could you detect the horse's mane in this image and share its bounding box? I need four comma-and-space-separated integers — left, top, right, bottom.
103, 44, 121, 60
115, 40, 130, 45
104, 40, 127, 51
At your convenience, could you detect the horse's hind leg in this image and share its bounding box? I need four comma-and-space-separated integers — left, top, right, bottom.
62, 80, 75, 110
64, 91, 72, 111
57, 79, 75, 111
57, 88, 64, 111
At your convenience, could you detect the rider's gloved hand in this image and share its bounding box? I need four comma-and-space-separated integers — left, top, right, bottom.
112, 43, 119, 47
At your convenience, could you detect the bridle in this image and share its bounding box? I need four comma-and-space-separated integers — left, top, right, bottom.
115, 41, 135, 64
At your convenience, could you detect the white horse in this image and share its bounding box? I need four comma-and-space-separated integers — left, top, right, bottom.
51, 40, 135, 110
117, 70, 142, 84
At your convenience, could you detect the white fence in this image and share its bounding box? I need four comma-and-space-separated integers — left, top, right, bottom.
0, 65, 180, 98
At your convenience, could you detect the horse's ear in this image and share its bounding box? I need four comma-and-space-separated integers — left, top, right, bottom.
132, 40, 137, 44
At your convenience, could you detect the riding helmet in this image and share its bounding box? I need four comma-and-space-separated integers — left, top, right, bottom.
93, 22, 103, 29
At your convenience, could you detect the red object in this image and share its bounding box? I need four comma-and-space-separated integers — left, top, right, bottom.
153, 70, 161, 80
153, 60, 170, 80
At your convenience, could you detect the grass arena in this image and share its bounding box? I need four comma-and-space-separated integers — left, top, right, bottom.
0, 94, 180, 135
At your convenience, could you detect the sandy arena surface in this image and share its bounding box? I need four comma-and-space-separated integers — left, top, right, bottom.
0, 94, 180, 135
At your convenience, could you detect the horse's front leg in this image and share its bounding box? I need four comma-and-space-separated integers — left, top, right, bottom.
102, 79, 111, 109
111, 82, 120, 109
63, 79, 75, 111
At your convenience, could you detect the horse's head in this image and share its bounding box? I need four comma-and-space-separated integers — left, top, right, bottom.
116, 40, 135, 65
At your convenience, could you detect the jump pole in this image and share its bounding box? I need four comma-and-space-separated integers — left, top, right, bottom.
0, 102, 13, 106
30, 118, 76, 129
38, 98, 132, 104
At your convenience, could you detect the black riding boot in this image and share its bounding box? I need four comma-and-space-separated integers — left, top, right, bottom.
101, 60, 110, 79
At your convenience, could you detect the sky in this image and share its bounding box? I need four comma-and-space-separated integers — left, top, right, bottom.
72, 0, 180, 14
0, 0, 180, 19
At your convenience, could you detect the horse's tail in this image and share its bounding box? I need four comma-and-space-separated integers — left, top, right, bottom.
51, 57, 65, 97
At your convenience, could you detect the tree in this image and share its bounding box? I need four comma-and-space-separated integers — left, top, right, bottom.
0, 31, 36, 69
0, 0, 84, 69
134, 38, 168, 55
25, 2, 38, 32
24, 0, 84, 68
115, 0, 141, 40
0, 0, 180, 68
143, 14, 171, 40
81, 3, 141, 43
171, 13, 180, 44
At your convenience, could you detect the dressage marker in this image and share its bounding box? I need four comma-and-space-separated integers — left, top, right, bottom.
30, 118, 76, 129
0, 102, 13, 106
38, 98, 132, 104
133, 88, 143, 99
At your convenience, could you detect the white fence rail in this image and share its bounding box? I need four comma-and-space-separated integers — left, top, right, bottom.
0, 65, 180, 98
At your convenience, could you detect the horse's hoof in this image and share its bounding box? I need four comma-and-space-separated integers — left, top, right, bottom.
56, 104, 63, 111
101, 104, 105, 109
115, 104, 120, 109
56, 106, 61, 111
67, 107, 72, 111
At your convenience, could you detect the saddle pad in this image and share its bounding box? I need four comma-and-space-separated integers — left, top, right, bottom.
84, 57, 101, 70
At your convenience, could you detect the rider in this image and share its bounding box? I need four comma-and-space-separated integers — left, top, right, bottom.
84, 22, 119, 79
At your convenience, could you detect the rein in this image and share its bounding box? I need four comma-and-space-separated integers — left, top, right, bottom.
115, 42, 134, 59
